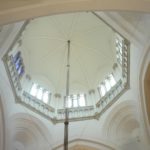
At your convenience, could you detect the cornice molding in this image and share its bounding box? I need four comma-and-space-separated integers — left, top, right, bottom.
0, 21, 26, 58
1, 0, 150, 25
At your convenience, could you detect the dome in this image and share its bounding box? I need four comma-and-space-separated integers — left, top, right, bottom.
4, 11, 129, 122
20, 12, 116, 96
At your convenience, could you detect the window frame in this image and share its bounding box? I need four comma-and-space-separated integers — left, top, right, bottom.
98, 73, 116, 98
115, 37, 124, 65
30, 83, 50, 104
65, 93, 86, 108
13, 51, 25, 77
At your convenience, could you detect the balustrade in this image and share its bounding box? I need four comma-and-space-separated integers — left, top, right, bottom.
3, 32, 129, 123
57, 105, 95, 121
22, 91, 55, 119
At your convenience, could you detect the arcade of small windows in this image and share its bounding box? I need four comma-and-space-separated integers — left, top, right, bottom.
13, 51, 24, 77
98, 74, 116, 98
27, 36, 121, 108
30, 83, 50, 104
64, 73, 116, 108
65, 94, 86, 108
30, 83, 86, 108
115, 35, 124, 65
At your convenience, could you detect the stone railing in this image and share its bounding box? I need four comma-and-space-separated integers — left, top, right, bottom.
3, 49, 129, 124
21, 79, 125, 123
57, 105, 95, 122
96, 79, 123, 115
4, 52, 128, 123
22, 91, 55, 119
22, 91, 95, 122
3, 32, 129, 124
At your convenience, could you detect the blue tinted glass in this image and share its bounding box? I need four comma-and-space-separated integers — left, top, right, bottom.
13, 51, 21, 63
15, 58, 22, 70
13, 51, 24, 76
18, 66, 24, 76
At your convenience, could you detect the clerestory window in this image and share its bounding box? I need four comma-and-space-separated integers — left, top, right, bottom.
109, 74, 116, 87
98, 73, 116, 98
30, 83, 50, 104
13, 51, 24, 77
65, 94, 86, 108
30, 83, 38, 96
115, 36, 124, 65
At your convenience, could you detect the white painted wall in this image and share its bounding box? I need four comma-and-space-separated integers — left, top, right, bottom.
0, 10, 150, 150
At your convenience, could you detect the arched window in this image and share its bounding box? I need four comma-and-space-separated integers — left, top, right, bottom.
65, 94, 86, 108
30, 83, 38, 96
30, 83, 50, 104
67, 96, 72, 108
78, 94, 86, 107
36, 87, 43, 100
72, 94, 78, 107
98, 74, 116, 98
13, 51, 24, 77
105, 79, 111, 91
115, 37, 123, 65
109, 74, 116, 87
13, 51, 21, 63
99, 84, 106, 97
43, 91, 49, 103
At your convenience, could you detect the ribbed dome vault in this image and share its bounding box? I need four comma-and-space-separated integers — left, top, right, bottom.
4, 11, 130, 122
21, 12, 116, 95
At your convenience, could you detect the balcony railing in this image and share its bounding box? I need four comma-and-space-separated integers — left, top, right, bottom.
3, 22, 129, 124
96, 79, 123, 116
57, 105, 95, 122
20, 78, 124, 123
4, 44, 129, 124
22, 91, 55, 118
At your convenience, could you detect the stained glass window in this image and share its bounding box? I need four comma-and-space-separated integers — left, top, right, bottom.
13, 51, 24, 77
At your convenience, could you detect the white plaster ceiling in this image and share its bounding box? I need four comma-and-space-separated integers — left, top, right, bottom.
0, 10, 148, 150
0, 24, 14, 49
118, 12, 150, 39
1, 0, 150, 26
20, 12, 116, 95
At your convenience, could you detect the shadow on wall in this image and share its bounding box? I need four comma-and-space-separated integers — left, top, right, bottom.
0, 96, 5, 150
144, 63, 150, 126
